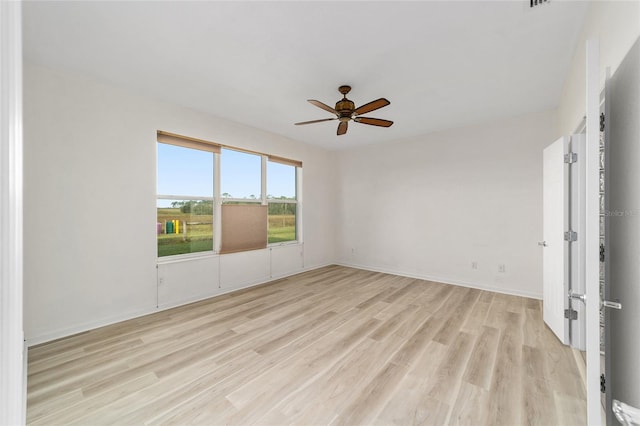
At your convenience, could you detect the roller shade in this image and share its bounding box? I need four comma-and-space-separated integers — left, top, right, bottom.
220, 204, 268, 254
268, 155, 302, 168
157, 131, 221, 154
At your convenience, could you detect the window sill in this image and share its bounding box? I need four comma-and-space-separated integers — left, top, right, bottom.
268, 241, 302, 248
157, 251, 218, 265
157, 241, 303, 265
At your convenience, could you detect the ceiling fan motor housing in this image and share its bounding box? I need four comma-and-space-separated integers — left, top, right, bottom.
336, 98, 355, 120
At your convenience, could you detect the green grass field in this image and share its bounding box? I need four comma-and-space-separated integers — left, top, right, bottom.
157, 208, 295, 256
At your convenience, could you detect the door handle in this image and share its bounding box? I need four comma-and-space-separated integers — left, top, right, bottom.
538, 241, 547, 247
613, 399, 640, 425
602, 299, 622, 310
569, 291, 586, 303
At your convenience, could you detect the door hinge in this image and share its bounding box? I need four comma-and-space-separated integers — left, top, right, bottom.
564, 152, 578, 164
564, 231, 578, 242
564, 308, 578, 320
600, 113, 605, 132
530, 0, 549, 7
601, 373, 606, 393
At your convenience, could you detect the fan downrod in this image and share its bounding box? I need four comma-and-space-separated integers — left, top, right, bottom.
338, 85, 351, 96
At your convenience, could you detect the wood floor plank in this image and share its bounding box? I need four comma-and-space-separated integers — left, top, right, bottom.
26, 265, 586, 425
554, 391, 588, 426
276, 334, 407, 425
462, 325, 500, 390
448, 381, 490, 426
332, 361, 409, 425
375, 339, 450, 425
521, 375, 559, 426
432, 288, 480, 345
426, 331, 475, 404
484, 311, 524, 426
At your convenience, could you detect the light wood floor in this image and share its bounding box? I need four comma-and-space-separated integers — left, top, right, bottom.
27, 265, 586, 425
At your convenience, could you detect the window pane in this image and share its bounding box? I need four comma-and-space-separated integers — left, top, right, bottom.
268, 203, 296, 243
157, 199, 213, 257
221, 148, 261, 199
157, 143, 213, 197
267, 161, 296, 199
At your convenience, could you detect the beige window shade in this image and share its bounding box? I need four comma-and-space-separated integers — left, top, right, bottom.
157, 131, 221, 154
268, 155, 302, 168
220, 204, 267, 254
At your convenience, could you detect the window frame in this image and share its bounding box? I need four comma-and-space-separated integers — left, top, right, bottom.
157, 131, 302, 260
156, 140, 217, 259
266, 159, 300, 246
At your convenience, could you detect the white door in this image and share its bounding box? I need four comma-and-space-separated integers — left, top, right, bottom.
569, 133, 587, 351
604, 36, 640, 426
543, 136, 569, 344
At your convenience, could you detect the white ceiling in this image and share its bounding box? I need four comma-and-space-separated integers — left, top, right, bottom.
23, 1, 589, 150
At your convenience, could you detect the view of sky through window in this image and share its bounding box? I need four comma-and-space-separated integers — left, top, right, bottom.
268, 161, 296, 199
157, 144, 296, 207
220, 148, 261, 199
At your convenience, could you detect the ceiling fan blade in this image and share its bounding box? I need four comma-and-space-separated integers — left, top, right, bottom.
337, 121, 348, 135
353, 117, 394, 127
295, 118, 337, 125
308, 100, 338, 115
353, 98, 390, 116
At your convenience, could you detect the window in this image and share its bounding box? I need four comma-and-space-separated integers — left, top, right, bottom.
220, 148, 261, 200
267, 159, 297, 244
219, 148, 266, 253
156, 132, 218, 257
157, 131, 301, 258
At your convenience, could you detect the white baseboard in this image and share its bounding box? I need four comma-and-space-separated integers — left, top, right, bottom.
26, 303, 156, 347
27, 260, 535, 347
334, 261, 543, 300
26, 262, 334, 347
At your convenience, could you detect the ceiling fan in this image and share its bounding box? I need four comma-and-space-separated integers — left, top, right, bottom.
295, 85, 393, 136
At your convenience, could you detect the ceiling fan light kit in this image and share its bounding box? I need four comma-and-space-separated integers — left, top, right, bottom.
295, 85, 393, 136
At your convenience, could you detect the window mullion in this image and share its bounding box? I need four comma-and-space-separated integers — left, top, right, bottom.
296, 167, 303, 243
214, 151, 222, 254
261, 155, 267, 205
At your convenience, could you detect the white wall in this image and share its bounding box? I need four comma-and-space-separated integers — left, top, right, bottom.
335, 110, 556, 299
23, 64, 337, 345
557, 1, 640, 136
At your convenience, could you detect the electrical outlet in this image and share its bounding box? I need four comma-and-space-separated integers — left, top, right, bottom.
472, 261, 478, 269
498, 264, 506, 273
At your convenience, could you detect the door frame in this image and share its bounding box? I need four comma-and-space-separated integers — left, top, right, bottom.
0, 0, 26, 424
585, 38, 602, 426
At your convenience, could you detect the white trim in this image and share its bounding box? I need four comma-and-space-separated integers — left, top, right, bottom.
26, 261, 332, 347
157, 195, 214, 201
26, 303, 156, 347
335, 261, 543, 300
0, 1, 25, 424
574, 116, 587, 135
296, 167, 303, 244
221, 198, 262, 203
157, 251, 218, 264
585, 38, 602, 426
268, 240, 300, 248
266, 198, 297, 204
261, 154, 267, 204
214, 153, 221, 253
